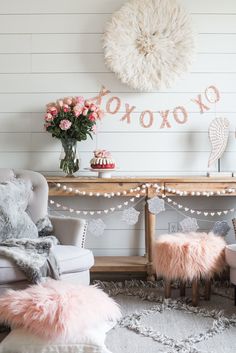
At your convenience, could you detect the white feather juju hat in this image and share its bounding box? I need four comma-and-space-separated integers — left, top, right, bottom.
103, 0, 195, 92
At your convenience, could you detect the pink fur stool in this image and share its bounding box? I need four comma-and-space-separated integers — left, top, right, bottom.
153, 232, 226, 306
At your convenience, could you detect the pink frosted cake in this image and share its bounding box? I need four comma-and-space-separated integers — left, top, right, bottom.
90, 149, 116, 169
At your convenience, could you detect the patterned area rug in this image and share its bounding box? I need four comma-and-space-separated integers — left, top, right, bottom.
96, 281, 236, 353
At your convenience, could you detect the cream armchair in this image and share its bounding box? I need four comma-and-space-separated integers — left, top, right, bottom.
0, 169, 94, 294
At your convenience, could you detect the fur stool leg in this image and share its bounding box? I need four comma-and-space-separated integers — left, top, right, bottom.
234, 285, 236, 306
180, 281, 186, 297
164, 278, 211, 306
164, 280, 171, 298
204, 279, 211, 301
192, 278, 199, 307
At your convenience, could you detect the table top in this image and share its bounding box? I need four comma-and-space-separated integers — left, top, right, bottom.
46, 175, 236, 184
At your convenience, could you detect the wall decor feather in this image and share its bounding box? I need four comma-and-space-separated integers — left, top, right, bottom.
103, 0, 194, 91
208, 117, 230, 168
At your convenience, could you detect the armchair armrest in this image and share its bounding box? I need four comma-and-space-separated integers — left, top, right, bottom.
50, 216, 88, 247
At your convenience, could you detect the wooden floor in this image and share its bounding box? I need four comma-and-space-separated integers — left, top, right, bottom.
91, 256, 148, 273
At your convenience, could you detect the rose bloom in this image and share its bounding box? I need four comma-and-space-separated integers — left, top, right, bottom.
85, 100, 92, 108
89, 112, 97, 121
64, 97, 73, 106
46, 102, 56, 109
89, 103, 98, 112
45, 113, 54, 122
74, 96, 85, 105
49, 106, 58, 116
59, 119, 72, 130
82, 107, 89, 116
63, 104, 70, 112
57, 99, 64, 108
73, 105, 83, 117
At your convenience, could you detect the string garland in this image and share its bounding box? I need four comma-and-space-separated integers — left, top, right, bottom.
162, 186, 236, 197
162, 195, 235, 217
49, 194, 145, 216
49, 191, 233, 239
164, 199, 231, 224
50, 181, 236, 219
54, 182, 236, 198
54, 182, 149, 198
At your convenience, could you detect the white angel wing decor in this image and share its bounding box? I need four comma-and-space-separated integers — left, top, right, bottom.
208, 118, 230, 168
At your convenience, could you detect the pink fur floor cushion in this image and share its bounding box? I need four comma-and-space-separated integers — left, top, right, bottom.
0, 280, 121, 342
153, 232, 226, 281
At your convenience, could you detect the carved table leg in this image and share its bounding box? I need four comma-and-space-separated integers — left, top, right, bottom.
144, 200, 149, 259
145, 200, 156, 281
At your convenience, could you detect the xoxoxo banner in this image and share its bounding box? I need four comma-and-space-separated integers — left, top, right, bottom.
90, 85, 220, 129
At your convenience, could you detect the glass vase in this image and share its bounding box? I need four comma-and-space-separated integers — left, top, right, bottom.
60, 138, 79, 176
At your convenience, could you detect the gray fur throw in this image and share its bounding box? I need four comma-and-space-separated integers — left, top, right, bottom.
0, 236, 60, 283
36, 215, 54, 237
0, 180, 60, 283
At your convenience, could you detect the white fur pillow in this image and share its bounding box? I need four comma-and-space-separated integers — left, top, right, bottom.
0, 327, 113, 353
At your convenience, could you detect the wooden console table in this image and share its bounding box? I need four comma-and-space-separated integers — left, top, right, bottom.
47, 176, 236, 280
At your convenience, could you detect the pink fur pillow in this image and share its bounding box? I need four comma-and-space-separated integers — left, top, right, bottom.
0, 280, 121, 341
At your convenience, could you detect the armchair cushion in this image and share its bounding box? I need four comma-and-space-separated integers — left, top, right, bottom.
0, 257, 26, 284
0, 246, 94, 285
0, 211, 93, 285
53, 246, 94, 274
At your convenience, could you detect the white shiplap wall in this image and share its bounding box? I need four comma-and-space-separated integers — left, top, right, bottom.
0, 0, 236, 254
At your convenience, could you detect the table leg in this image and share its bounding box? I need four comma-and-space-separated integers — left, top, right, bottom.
144, 200, 149, 258
145, 201, 156, 281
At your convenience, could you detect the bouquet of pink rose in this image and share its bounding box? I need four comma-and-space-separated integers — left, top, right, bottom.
44, 96, 104, 141
44, 96, 104, 175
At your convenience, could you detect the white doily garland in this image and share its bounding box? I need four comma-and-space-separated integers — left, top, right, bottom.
212, 221, 230, 237
88, 219, 106, 237
103, 0, 195, 91
122, 207, 140, 225
180, 217, 199, 233
147, 196, 165, 215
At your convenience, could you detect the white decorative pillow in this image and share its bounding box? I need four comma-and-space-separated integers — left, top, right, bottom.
0, 327, 113, 353
0, 179, 38, 242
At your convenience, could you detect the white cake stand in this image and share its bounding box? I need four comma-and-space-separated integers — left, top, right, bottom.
85, 168, 117, 178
